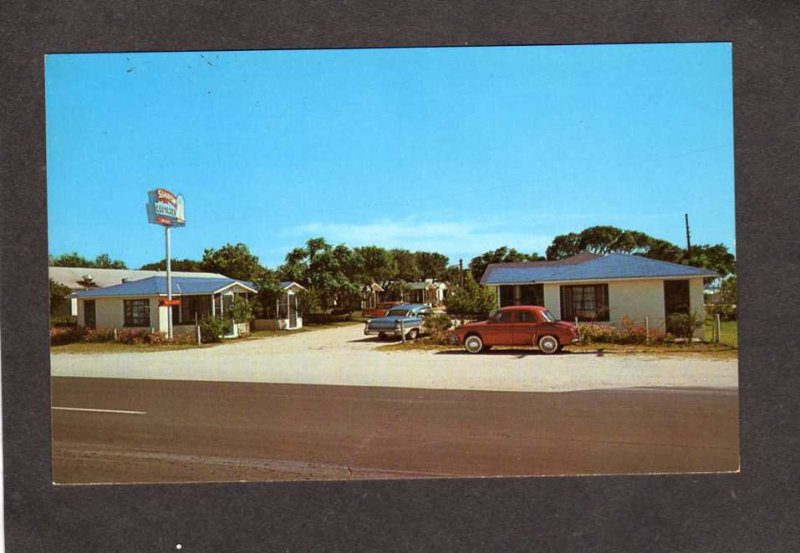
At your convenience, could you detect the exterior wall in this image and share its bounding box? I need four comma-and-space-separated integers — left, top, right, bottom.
95, 298, 126, 329
78, 297, 160, 331
607, 279, 666, 330
543, 284, 561, 319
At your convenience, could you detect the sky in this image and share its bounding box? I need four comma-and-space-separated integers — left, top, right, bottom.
45, 43, 734, 269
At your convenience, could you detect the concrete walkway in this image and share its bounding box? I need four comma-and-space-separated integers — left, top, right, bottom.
51, 324, 739, 393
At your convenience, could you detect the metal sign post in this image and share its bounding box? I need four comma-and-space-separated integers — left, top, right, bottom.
165, 225, 172, 339
146, 188, 185, 340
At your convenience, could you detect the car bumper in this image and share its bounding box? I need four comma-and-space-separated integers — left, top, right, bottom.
364, 328, 401, 336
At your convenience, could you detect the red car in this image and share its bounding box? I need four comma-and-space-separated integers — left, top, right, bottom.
363, 301, 403, 319
452, 305, 580, 354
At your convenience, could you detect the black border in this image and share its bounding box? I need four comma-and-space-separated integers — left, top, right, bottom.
3, 2, 799, 551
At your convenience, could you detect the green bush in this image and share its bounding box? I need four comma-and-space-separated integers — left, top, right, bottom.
230, 296, 254, 323
200, 317, 226, 342
422, 313, 454, 344
666, 312, 705, 340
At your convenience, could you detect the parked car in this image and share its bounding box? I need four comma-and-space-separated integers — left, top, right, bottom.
363, 301, 403, 319
451, 305, 579, 354
364, 303, 433, 340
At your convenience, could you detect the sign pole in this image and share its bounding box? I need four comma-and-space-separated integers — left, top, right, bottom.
165, 225, 173, 339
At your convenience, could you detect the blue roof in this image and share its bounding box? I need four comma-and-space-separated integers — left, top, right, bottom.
72, 276, 257, 298
481, 253, 718, 285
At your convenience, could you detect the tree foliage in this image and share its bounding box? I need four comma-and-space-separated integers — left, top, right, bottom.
51, 252, 127, 269
546, 225, 736, 277
445, 272, 497, 316
139, 258, 205, 271
49, 278, 72, 316
201, 243, 263, 281
468, 247, 545, 282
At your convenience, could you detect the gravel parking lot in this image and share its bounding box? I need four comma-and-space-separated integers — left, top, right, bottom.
51, 324, 738, 392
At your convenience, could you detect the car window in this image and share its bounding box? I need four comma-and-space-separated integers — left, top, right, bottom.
493, 310, 515, 323
387, 309, 409, 317
518, 311, 539, 323
541, 309, 557, 322
419, 309, 432, 317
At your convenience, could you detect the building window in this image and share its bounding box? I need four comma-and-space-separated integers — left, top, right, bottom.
124, 299, 150, 327
560, 284, 609, 322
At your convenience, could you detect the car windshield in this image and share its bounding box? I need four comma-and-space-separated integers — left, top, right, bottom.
541, 309, 557, 322
387, 309, 410, 317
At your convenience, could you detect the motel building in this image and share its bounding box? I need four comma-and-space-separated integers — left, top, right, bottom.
480, 252, 717, 337
72, 275, 257, 337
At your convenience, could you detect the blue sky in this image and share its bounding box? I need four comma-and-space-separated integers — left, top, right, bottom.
45, 43, 734, 269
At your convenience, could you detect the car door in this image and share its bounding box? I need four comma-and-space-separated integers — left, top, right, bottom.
513, 309, 540, 346
484, 310, 515, 345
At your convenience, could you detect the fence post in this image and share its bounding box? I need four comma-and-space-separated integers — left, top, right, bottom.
400, 320, 406, 343
645, 316, 650, 344
195, 312, 201, 345
113, 328, 118, 342
715, 313, 721, 343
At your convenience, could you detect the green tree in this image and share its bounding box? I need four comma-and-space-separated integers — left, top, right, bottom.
49, 278, 72, 317
545, 226, 736, 278
686, 244, 736, 278
469, 247, 545, 282
139, 258, 204, 271
51, 252, 127, 269
353, 246, 397, 284
391, 249, 422, 282
445, 272, 497, 316
416, 251, 449, 280
201, 243, 263, 281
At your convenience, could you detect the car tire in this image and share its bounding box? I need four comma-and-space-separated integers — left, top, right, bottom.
538, 335, 560, 354
464, 334, 484, 354
378, 332, 387, 340
407, 328, 419, 340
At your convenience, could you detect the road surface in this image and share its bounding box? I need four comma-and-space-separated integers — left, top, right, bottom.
50, 325, 739, 483
52, 378, 739, 484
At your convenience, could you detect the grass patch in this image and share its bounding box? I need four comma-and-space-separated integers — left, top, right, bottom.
378, 336, 738, 358
50, 341, 209, 354
705, 319, 738, 348
52, 319, 365, 354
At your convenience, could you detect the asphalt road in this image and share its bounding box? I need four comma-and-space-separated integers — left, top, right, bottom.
52, 377, 739, 484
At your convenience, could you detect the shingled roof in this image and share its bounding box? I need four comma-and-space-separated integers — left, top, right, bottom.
480, 252, 718, 285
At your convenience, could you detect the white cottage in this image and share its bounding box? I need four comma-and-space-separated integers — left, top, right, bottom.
72, 275, 256, 337
480, 252, 717, 337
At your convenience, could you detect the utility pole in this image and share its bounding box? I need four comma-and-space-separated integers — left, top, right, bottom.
459, 258, 464, 287
684, 213, 692, 254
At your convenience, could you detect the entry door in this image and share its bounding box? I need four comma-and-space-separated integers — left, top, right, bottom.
288, 293, 298, 328
83, 300, 96, 329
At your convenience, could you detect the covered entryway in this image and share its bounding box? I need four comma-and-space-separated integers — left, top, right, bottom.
664, 279, 690, 333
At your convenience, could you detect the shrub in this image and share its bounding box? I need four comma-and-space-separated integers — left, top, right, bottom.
81, 328, 116, 343
577, 323, 619, 344
230, 296, 254, 323
117, 328, 149, 344
200, 317, 226, 343
423, 313, 454, 344
50, 325, 88, 346
666, 312, 705, 340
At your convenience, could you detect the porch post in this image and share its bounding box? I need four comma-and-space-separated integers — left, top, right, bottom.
211, 293, 216, 317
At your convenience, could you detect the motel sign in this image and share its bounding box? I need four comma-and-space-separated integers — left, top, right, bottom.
146, 188, 186, 339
